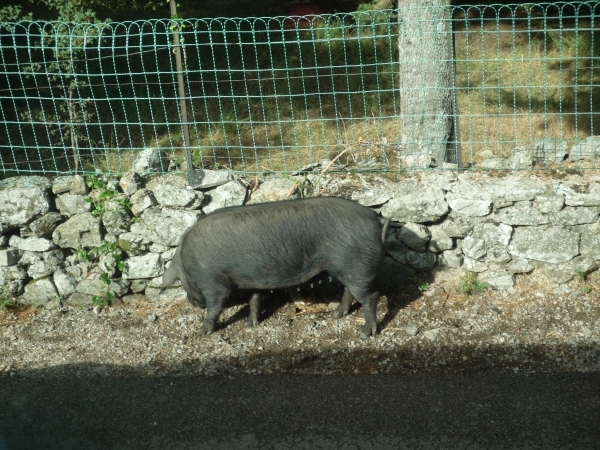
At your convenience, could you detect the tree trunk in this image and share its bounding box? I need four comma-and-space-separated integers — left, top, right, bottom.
398, 1, 458, 165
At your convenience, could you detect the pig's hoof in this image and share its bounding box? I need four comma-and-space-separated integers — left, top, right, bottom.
332, 306, 348, 319
359, 323, 377, 339
198, 324, 213, 335
244, 318, 257, 328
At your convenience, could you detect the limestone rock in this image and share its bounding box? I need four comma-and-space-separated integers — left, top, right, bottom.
109, 278, 130, 297
248, 178, 299, 204
479, 270, 515, 290
52, 175, 88, 195
405, 250, 436, 270
0, 249, 20, 266
569, 136, 600, 161
52, 212, 103, 249
579, 222, 600, 261
506, 259, 534, 274
119, 171, 142, 196
427, 226, 453, 253
462, 236, 487, 261
535, 195, 565, 214
9, 235, 56, 252
202, 180, 247, 214
130, 279, 148, 293
543, 256, 598, 284
562, 181, 600, 207
67, 293, 94, 306
508, 226, 579, 264
380, 182, 448, 223
0, 176, 52, 231
130, 189, 157, 216
28, 212, 63, 238
439, 250, 463, 268
152, 183, 202, 208
448, 198, 492, 217
55, 193, 93, 217
0, 265, 28, 296
533, 139, 569, 164
130, 207, 202, 247
495, 201, 549, 226
117, 232, 151, 256
21, 278, 58, 308
186, 169, 234, 190
53, 269, 78, 298
122, 253, 164, 280
102, 195, 132, 235
145, 285, 187, 302
76, 276, 108, 297
398, 223, 431, 252
462, 257, 488, 272
27, 250, 64, 280
550, 207, 600, 226
438, 214, 475, 238
132, 148, 169, 173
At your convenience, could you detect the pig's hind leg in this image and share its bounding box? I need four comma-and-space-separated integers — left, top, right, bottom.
198, 285, 231, 335
334, 276, 379, 339
333, 288, 354, 319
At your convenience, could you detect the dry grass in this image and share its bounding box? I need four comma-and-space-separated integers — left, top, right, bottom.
454, 20, 599, 165
8, 12, 598, 175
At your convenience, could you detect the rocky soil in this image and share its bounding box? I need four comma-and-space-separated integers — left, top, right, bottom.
2, 267, 599, 379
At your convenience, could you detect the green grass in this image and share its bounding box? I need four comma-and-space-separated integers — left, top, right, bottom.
459, 271, 489, 295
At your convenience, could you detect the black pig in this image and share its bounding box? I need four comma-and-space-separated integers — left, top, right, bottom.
161, 197, 390, 338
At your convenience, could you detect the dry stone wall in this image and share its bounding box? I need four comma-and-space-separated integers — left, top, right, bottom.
0, 162, 598, 309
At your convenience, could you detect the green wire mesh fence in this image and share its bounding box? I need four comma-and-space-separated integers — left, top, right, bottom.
0, 2, 599, 176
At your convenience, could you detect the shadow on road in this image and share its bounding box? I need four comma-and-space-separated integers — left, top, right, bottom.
1, 368, 599, 449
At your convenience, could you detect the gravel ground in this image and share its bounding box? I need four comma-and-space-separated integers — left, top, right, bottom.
1, 267, 599, 378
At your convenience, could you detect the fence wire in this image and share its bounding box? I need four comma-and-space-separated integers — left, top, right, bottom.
0, 2, 599, 176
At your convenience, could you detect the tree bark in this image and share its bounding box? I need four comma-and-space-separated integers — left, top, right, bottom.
398, 1, 458, 165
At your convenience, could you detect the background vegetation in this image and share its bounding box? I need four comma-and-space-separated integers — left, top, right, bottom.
0, 1, 598, 175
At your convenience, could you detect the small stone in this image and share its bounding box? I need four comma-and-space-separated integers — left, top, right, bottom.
405, 324, 419, 336
423, 328, 440, 342
93, 306, 101, 315
581, 326, 593, 338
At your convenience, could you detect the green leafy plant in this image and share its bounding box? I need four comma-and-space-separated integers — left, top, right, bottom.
74, 240, 126, 308
0, 287, 15, 310
84, 174, 133, 219
575, 270, 587, 281
582, 285, 592, 295
459, 272, 489, 295
418, 283, 430, 292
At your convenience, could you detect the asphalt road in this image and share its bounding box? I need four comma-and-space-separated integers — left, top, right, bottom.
1, 371, 599, 449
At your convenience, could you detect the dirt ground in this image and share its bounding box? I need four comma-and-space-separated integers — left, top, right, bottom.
2, 261, 599, 378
